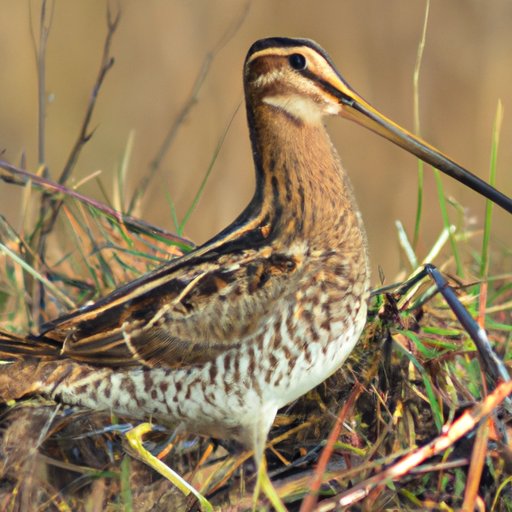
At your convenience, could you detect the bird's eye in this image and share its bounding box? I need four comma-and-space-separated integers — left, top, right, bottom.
289, 53, 307, 70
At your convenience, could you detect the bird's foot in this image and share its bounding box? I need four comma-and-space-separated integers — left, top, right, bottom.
253, 455, 287, 512
125, 422, 213, 512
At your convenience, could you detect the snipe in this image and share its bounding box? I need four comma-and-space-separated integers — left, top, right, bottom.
1, 37, 511, 507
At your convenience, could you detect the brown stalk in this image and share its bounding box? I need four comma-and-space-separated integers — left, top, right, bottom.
300, 383, 363, 512
462, 418, 490, 510
317, 380, 512, 510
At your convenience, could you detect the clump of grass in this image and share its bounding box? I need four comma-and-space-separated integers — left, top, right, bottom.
0, 3, 510, 512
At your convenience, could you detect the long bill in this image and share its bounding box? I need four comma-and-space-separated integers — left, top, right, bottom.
331, 79, 512, 214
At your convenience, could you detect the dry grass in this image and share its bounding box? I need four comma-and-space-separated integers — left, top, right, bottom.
0, 4, 511, 511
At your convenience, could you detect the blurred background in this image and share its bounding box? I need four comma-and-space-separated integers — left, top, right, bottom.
0, 0, 511, 284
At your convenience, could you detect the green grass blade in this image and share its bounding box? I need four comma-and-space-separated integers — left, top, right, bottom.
480, 100, 503, 278
119, 455, 133, 512
412, 0, 430, 249
0, 241, 75, 308
433, 169, 462, 275
165, 190, 181, 235
179, 103, 241, 233
115, 130, 135, 214
394, 335, 444, 431
396, 220, 418, 269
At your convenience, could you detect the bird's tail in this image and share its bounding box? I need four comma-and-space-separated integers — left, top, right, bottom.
0, 329, 62, 402
0, 329, 61, 360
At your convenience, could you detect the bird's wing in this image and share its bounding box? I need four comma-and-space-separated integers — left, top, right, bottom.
38, 244, 299, 368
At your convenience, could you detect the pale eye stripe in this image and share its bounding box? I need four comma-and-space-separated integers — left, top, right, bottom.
247, 47, 338, 90
246, 46, 312, 64
251, 69, 285, 88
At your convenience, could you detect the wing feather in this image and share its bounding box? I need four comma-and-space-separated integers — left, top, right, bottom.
38, 249, 299, 367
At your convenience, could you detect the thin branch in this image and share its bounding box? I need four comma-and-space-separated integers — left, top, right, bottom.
30, 0, 55, 167
58, 6, 120, 186
34, 4, 120, 271
26, 0, 55, 324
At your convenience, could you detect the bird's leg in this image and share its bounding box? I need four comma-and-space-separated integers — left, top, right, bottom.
253, 454, 287, 512
251, 413, 287, 512
124, 423, 213, 512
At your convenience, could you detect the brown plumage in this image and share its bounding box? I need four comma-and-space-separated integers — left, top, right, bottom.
0, 37, 504, 471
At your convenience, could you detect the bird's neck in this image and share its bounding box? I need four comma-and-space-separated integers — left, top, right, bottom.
245, 102, 368, 258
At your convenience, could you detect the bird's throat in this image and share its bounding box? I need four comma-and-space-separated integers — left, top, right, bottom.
248, 103, 367, 256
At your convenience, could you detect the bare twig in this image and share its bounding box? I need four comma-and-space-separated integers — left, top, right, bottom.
33, 4, 120, 240
35, 5, 120, 247
58, 5, 120, 186
26, 0, 55, 323
127, 0, 250, 214
29, 0, 54, 167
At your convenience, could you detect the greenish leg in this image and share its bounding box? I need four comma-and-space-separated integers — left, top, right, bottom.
252, 455, 287, 512
125, 423, 213, 512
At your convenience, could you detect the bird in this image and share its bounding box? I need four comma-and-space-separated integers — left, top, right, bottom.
0, 37, 510, 507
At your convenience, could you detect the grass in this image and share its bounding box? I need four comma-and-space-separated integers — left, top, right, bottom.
0, 3, 511, 511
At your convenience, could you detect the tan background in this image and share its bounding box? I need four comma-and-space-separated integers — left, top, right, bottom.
0, 1, 511, 283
